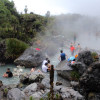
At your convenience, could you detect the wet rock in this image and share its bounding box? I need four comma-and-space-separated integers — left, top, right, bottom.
77, 50, 93, 66
80, 62, 100, 93
7, 88, 25, 100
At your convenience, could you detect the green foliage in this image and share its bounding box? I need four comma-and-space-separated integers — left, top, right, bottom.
0, 0, 47, 43
4, 88, 8, 94
71, 71, 80, 81
29, 96, 34, 100
55, 93, 60, 99
92, 52, 99, 62
40, 98, 44, 100
5, 38, 29, 59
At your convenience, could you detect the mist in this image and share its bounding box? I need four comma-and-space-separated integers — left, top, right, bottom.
34, 13, 100, 57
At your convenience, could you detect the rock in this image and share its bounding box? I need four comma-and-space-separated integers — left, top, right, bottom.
7, 88, 25, 100
0, 80, 3, 87
88, 92, 100, 100
19, 73, 29, 84
41, 77, 50, 89
56, 61, 73, 81
29, 71, 44, 83
14, 47, 45, 67
71, 62, 86, 75
19, 71, 44, 85
31, 92, 41, 100
23, 83, 37, 96
56, 81, 62, 86
59, 86, 84, 100
37, 83, 45, 90
80, 62, 100, 93
77, 50, 93, 66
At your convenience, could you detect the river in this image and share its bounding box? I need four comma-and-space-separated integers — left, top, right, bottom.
0, 33, 100, 85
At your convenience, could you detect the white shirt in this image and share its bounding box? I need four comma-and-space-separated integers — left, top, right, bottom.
42, 60, 47, 65
42, 64, 48, 72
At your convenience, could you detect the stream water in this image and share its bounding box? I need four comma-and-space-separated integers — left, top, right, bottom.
0, 33, 100, 85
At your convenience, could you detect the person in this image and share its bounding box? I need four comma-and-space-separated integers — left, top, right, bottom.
70, 45, 75, 56
77, 44, 81, 53
71, 59, 76, 65
30, 67, 35, 73
3, 68, 13, 78
59, 50, 68, 61
42, 63, 50, 72
42, 58, 48, 65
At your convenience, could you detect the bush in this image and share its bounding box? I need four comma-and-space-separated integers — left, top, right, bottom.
71, 71, 80, 81
92, 52, 99, 62
5, 38, 29, 59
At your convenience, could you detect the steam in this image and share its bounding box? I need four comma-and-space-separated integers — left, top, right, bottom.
34, 14, 100, 57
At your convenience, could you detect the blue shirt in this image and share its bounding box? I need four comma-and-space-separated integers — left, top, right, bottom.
60, 53, 66, 61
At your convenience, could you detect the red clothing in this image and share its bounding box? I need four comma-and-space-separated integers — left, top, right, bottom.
36, 48, 40, 51
70, 46, 75, 51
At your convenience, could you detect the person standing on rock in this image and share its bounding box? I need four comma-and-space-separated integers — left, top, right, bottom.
59, 50, 68, 61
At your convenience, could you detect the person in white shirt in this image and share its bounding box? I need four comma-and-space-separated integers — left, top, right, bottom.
42, 58, 48, 65
42, 63, 48, 72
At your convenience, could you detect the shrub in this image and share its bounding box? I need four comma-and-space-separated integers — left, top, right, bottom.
71, 71, 80, 81
92, 52, 99, 62
5, 38, 29, 59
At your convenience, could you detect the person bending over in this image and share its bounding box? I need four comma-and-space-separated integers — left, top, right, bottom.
42, 63, 51, 72
3, 68, 13, 78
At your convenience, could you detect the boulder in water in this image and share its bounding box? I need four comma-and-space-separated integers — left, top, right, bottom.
19, 71, 44, 85
14, 47, 45, 67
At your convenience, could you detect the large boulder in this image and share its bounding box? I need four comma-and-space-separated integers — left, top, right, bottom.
77, 50, 93, 66
80, 62, 100, 93
56, 61, 73, 81
7, 88, 25, 100
14, 47, 45, 67
23, 83, 37, 96
19, 71, 44, 84
71, 62, 86, 75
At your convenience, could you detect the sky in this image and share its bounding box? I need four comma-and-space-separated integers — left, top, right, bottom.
11, 0, 100, 16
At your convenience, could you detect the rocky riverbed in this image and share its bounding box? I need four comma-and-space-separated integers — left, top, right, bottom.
0, 50, 100, 100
